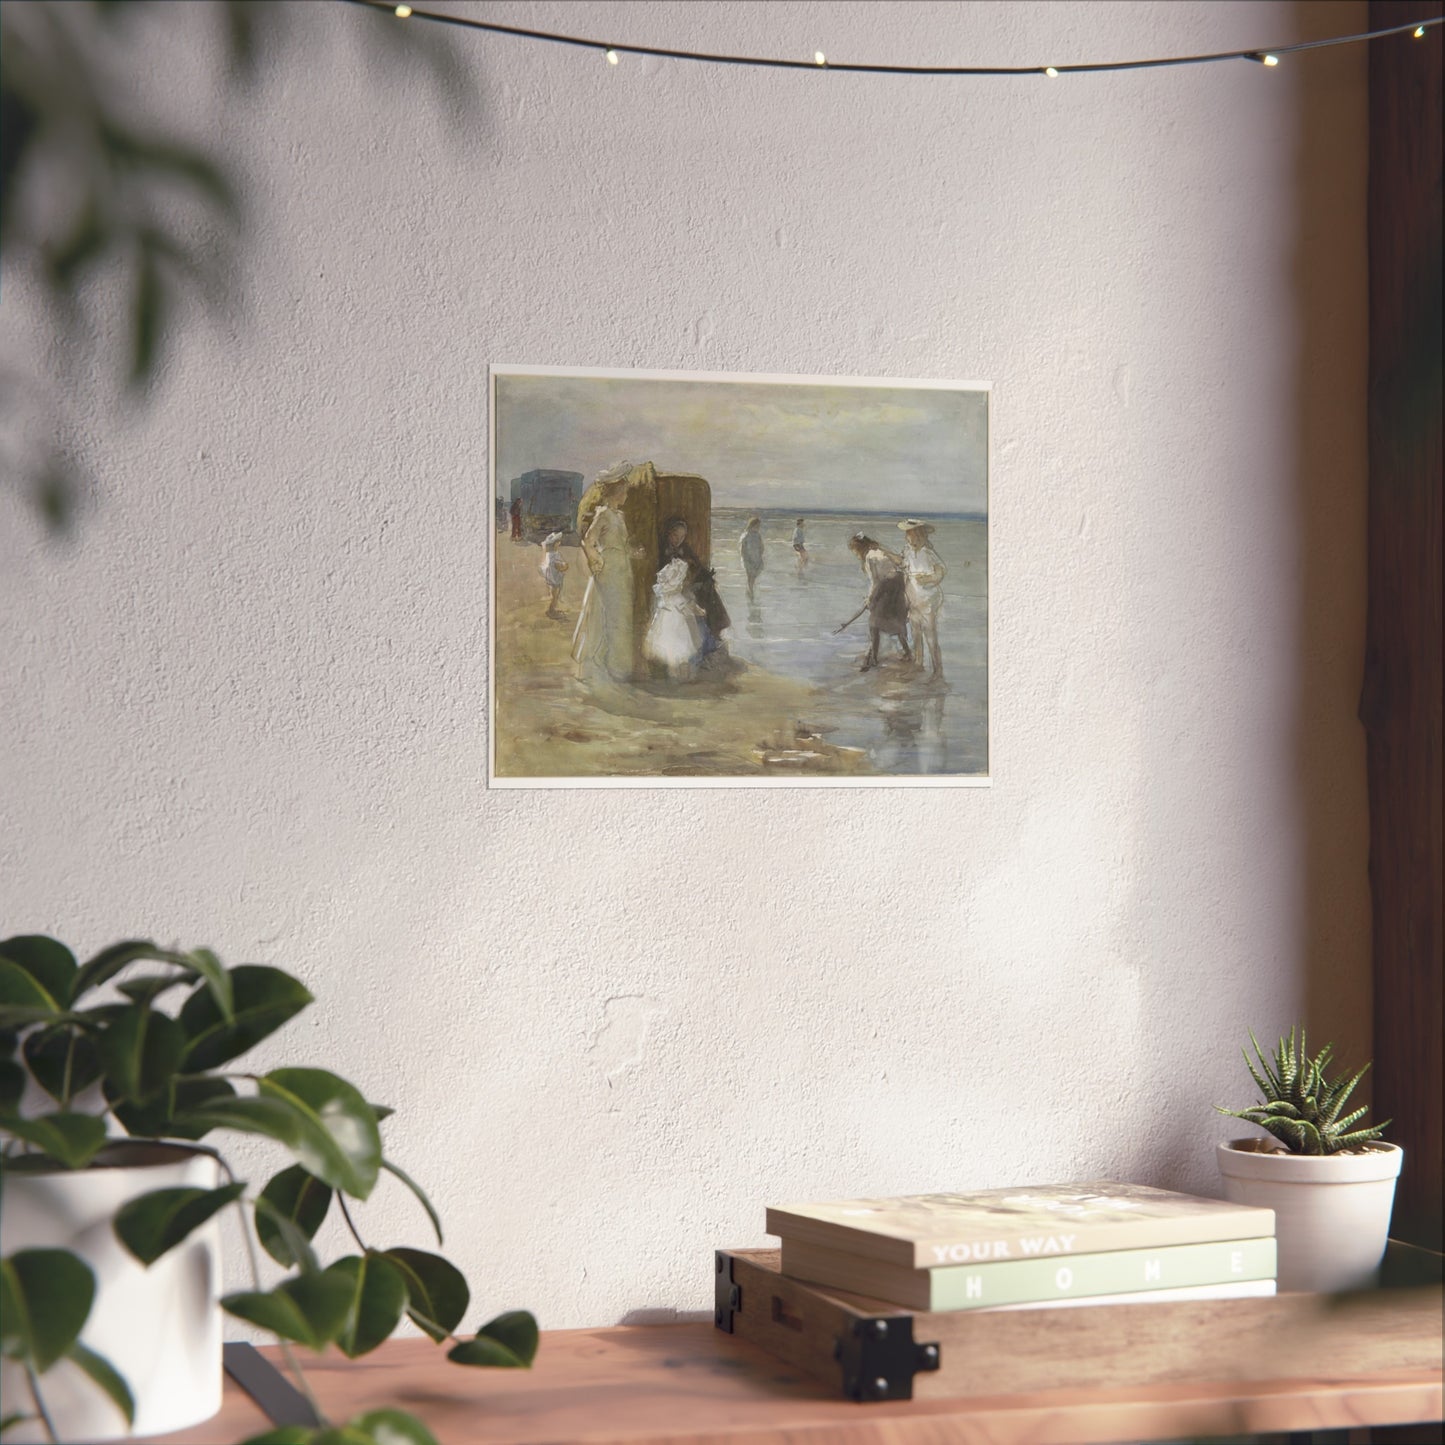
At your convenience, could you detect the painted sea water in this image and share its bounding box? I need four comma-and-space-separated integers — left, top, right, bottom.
709, 507, 988, 776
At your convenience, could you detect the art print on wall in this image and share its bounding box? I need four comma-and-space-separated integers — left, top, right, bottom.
489, 366, 989, 787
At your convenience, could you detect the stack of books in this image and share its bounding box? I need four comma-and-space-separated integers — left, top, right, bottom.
766, 1181, 1277, 1312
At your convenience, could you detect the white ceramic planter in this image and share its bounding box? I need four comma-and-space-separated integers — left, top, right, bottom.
1216, 1137, 1403, 1293
0, 1141, 224, 1442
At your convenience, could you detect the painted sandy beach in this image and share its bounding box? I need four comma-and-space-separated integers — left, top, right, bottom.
491, 507, 987, 782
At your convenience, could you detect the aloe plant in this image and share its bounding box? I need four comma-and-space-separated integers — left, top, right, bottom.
1216, 1025, 1391, 1156
0, 935, 536, 1445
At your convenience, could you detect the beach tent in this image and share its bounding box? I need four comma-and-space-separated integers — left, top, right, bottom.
510, 468, 585, 542
576, 460, 712, 677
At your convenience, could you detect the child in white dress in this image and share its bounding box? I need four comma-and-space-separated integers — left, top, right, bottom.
539, 533, 568, 617
643, 558, 704, 679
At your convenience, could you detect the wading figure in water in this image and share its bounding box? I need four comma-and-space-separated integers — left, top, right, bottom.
846, 533, 912, 672
738, 516, 765, 601
899, 518, 947, 679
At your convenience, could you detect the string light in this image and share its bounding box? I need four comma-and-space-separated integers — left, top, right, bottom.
339, 3, 1444, 78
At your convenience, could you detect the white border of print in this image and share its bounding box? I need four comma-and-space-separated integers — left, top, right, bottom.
487, 364, 992, 789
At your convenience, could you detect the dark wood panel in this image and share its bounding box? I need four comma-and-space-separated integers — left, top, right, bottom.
1364, 0, 1444, 1293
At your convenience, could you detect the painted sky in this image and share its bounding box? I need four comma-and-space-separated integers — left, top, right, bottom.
493, 371, 988, 515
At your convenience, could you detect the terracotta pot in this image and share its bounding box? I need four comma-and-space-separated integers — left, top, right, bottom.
0, 1141, 223, 1441
1216, 1137, 1403, 1293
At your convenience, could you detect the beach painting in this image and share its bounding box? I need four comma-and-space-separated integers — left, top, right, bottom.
489, 366, 989, 787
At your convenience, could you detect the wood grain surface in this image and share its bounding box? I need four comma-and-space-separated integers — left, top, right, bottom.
145, 1290, 1442, 1445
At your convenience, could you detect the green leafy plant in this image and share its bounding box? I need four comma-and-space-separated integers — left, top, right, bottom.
0, 935, 536, 1445
1216, 1025, 1391, 1156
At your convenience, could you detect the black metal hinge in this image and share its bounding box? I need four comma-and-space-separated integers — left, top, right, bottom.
714, 1250, 742, 1332
833, 1313, 941, 1401
222, 1341, 320, 1427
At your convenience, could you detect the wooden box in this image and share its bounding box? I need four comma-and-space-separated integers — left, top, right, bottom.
715, 1243, 1445, 1404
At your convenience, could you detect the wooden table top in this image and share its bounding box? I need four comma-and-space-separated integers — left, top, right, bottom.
150, 1320, 1444, 1445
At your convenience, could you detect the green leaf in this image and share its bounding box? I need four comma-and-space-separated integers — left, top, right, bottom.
238, 1431, 314, 1445
116, 975, 191, 1008
0, 960, 60, 1027
0, 1112, 108, 1168
0, 1060, 25, 1114
98, 1006, 187, 1103
252, 1197, 321, 1276
447, 1310, 538, 1369
327, 1253, 407, 1359
107, 1074, 239, 1142
1332, 1121, 1392, 1151
382, 1249, 468, 1342
309, 1430, 374, 1445
129, 238, 164, 389
44, 199, 107, 290
101, 125, 240, 219
113, 1182, 245, 1265
380, 1158, 442, 1246
1, 1414, 36, 1435
0, 1261, 23, 1359
369, 1103, 394, 1122
23, 1027, 102, 1103
258, 1070, 381, 1201
222, 1273, 353, 1351
149, 1076, 240, 1142
182, 948, 233, 1023
71, 941, 177, 1001
256, 1165, 332, 1268
67, 1340, 135, 1426
180, 966, 312, 1071
0, 938, 76, 1008
351, 1409, 441, 1445
0, 1249, 95, 1371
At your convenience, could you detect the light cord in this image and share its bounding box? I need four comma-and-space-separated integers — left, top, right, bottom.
338, 2, 1441, 77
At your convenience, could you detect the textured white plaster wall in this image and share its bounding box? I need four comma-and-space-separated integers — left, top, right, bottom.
0, 1, 1370, 1329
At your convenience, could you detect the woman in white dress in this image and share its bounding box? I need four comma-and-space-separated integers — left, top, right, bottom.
571, 473, 636, 684
643, 558, 704, 680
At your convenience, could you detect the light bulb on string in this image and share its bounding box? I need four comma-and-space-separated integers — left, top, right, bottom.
1414, 26, 1426, 38
1044, 66, 1059, 77
606, 49, 619, 65
1263, 53, 1279, 66
814, 51, 826, 67
394, 3, 411, 15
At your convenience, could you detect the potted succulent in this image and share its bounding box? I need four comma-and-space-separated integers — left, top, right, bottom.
0, 934, 537, 1444
1215, 1025, 1401, 1293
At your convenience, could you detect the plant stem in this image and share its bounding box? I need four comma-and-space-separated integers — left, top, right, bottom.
337, 1194, 367, 1253
24, 1364, 57, 1444
334, 1197, 464, 1348
60, 1032, 77, 1109
220, 1158, 326, 1427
